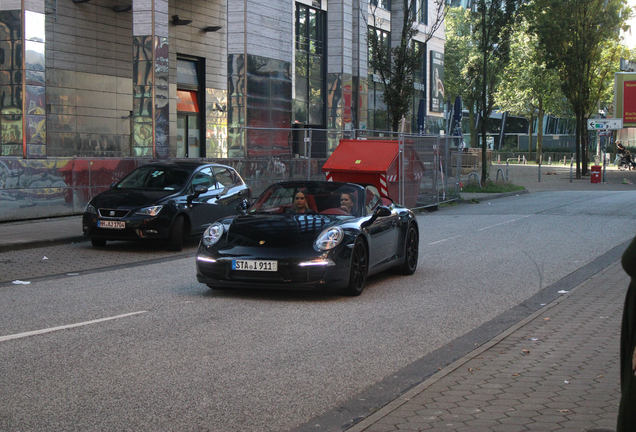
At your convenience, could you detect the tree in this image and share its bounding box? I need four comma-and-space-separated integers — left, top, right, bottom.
531, 0, 631, 178
495, 16, 564, 163
472, 0, 523, 182
445, 6, 481, 147
368, 0, 448, 132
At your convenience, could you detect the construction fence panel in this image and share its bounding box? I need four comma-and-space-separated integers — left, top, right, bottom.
225, 128, 463, 208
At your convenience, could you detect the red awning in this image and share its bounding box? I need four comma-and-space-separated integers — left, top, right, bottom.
177, 90, 199, 113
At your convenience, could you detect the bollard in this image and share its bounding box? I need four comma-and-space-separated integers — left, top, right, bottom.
538, 162, 541, 182
548, 156, 552, 165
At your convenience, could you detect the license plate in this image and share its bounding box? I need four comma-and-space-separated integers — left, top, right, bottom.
98, 220, 126, 229
232, 260, 278, 272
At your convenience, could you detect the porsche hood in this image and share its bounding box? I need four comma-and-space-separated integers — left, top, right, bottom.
225, 214, 340, 247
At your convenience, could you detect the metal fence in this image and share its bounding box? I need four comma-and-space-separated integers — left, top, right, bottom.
219, 127, 464, 209
0, 128, 466, 222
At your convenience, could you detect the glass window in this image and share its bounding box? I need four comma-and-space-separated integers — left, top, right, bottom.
213, 167, 236, 187
417, 0, 428, 25
192, 168, 214, 189
370, 0, 391, 10
368, 27, 390, 131
116, 166, 192, 191
295, 3, 325, 126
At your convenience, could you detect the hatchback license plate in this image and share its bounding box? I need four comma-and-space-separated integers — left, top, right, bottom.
232, 260, 277, 272
98, 220, 125, 229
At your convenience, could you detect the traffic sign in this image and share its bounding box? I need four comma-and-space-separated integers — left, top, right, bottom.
587, 119, 623, 130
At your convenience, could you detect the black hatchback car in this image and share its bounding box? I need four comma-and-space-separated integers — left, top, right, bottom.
82, 161, 251, 251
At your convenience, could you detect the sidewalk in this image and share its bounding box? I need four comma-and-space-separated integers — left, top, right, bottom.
0, 215, 84, 253
346, 259, 626, 432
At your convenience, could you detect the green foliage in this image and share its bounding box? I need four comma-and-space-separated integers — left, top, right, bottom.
471, 0, 524, 181
368, 0, 448, 131
501, 135, 517, 150
530, 0, 631, 178
445, 7, 481, 144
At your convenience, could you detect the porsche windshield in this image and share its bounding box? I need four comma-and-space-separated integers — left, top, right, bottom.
115, 166, 192, 191
249, 183, 364, 216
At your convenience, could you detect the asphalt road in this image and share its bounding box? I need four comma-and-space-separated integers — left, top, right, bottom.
1, 190, 635, 432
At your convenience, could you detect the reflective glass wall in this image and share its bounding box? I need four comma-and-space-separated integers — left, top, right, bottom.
0, 11, 23, 157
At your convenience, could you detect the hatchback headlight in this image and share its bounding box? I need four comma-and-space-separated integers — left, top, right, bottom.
202, 222, 224, 246
84, 203, 97, 214
135, 205, 163, 216
315, 226, 344, 251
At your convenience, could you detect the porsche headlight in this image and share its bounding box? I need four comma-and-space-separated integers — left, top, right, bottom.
202, 222, 224, 246
315, 226, 344, 251
135, 205, 163, 216
84, 202, 97, 214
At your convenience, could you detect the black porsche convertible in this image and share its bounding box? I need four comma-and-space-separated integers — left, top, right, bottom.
195, 181, 419, 296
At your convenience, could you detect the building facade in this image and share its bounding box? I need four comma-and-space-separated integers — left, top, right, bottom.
0, 0, 444, 221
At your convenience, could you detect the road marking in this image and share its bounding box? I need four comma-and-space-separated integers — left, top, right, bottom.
0, 311, 147, 343
427, 216, 533, 245
428, 235, 464, 245
476, 215, 532, 231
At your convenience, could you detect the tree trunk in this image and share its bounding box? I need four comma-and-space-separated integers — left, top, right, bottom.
575, 111, 582, 179
469, 107, 478, 148
480, 4, 488, 183
581, 126, 590, 176
528, 111, 534, 163
537, 99, 544, 164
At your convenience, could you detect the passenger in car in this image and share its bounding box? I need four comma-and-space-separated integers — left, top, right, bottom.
340, 192, 356, 214
289, 190, 312, 213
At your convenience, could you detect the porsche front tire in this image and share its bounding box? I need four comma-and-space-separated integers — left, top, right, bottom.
343, 238, 368, 296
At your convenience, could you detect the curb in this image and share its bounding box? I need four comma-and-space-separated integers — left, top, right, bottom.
458, 188, 529, 204
0, 236, 89, 253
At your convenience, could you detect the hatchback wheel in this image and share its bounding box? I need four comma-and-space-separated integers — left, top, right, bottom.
167, 215, 184, 251
91, 238, 106, 247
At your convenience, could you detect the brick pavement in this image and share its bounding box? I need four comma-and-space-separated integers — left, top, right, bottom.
346, 261, 627, 432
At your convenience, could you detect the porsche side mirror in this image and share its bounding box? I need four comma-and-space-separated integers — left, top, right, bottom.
375, 206, 392, 217
361, 206, 392, 229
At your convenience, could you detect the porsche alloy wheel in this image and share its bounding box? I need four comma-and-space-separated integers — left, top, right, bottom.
343, 238, 368, 296
397, 225, 418, 275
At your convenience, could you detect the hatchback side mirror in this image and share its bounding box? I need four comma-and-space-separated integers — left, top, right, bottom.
236, 198, 250, 214
193, 185, 208, 197
187, 185, 208, 205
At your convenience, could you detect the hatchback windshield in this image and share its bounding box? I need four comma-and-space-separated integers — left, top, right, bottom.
116, 166, 192, 191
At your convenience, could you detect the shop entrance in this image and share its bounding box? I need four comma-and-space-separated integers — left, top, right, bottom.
176, 114, 200, 158
176, 89, 201, 158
